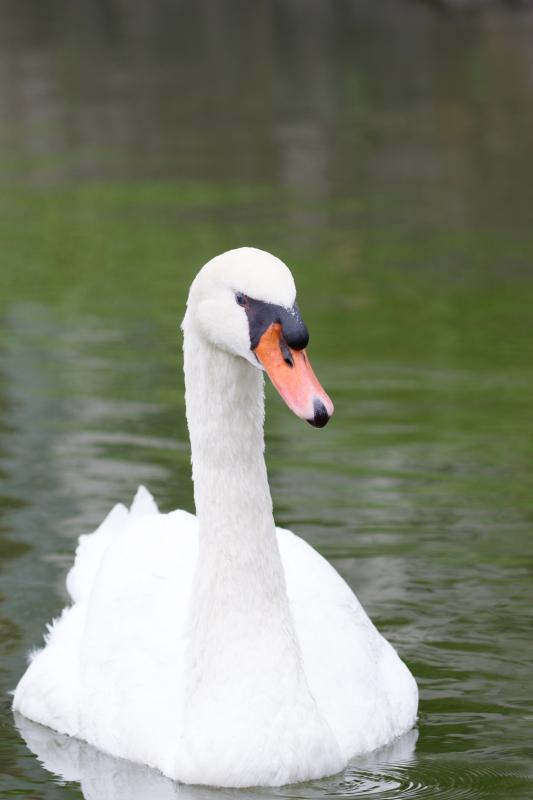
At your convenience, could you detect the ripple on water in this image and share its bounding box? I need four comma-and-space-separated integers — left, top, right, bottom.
330, 760, 533, 800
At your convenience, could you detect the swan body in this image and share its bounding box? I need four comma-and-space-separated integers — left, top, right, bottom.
13, 248, 417, 787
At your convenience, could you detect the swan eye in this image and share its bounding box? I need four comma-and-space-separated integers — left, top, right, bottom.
235, 292, 247, 307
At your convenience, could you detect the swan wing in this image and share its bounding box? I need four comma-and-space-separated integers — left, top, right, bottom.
278, 527, 418, 759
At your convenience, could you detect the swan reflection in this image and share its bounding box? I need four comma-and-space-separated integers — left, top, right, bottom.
15, 712, 418, 800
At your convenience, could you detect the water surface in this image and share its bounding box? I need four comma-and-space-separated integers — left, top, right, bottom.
1, 2, 533, 798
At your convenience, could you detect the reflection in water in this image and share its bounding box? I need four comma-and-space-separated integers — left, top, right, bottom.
15, 713, 418, 800
17, 714, 532, 800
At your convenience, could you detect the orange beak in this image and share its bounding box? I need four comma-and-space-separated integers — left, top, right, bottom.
254, 323, 334, 427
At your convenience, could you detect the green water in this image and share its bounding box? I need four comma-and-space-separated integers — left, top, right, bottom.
1, 2, 533, 798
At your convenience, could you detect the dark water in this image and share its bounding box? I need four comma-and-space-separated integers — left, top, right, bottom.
1, 1, 533, 798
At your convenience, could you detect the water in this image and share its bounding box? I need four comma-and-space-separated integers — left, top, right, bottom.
1, 1, 533, 797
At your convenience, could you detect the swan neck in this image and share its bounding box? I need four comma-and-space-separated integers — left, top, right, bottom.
178, 317, 333, 772
184, 329, 272, 540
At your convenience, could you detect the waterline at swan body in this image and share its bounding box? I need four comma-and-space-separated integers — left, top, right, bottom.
13, 248, 418, 788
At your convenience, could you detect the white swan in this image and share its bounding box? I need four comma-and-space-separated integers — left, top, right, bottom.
13, 247, 418, 788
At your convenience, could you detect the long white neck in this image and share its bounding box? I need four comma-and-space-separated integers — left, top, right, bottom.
177, 301, 341, 786
183, 325, 294, 636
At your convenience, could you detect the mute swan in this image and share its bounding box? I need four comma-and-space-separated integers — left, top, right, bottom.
13, 247, 418, 788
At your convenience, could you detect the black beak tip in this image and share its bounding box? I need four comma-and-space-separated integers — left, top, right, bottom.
307, 398, 331, 428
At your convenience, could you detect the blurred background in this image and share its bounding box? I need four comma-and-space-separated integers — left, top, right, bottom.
1, 1, 533, 798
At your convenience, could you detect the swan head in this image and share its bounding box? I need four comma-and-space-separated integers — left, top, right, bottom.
184, 247, 334, 427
